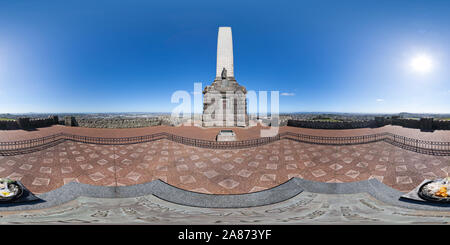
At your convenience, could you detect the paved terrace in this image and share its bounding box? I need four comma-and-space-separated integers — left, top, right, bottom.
0, 124, 449, 195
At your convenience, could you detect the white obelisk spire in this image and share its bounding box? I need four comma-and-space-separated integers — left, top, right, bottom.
216, 27, 234, 78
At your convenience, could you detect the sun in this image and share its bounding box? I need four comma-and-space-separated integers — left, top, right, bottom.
410, 54, 433, 73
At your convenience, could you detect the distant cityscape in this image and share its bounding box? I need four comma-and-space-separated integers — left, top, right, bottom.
1, 112, 450, 121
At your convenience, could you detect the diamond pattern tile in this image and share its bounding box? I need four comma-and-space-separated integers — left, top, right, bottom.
0, 136, 448, 195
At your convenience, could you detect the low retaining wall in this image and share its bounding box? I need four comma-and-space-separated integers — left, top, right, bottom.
288, 118, 450, 131
1, 116, 175, 130
3, 115, 450, 131
287, 119, 376, 129
74, 117, 162, 128
29, 117, 57, 128
388, 117, 450, 131
0, 120, 20, 130
391, 118, 421, 129
433, 120, 450, 130
0, 116, 58, 130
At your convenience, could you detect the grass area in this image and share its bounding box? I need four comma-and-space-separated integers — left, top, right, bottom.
438, 118, 450, 121
0, 118, 15, 121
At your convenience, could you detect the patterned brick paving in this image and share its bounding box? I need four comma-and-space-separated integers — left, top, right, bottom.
1, 139, 448, 194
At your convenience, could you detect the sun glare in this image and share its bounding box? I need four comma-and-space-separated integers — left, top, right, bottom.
410, 54, 433, 73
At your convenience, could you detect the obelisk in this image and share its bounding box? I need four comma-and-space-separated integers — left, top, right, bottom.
216, 27, 234, 79
202, 27, 249, 127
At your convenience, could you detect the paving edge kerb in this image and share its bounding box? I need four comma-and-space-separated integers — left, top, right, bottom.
1, 178, 450, 212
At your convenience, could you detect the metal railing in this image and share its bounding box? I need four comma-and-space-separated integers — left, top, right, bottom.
1, 131, 449, 155
280, 131, 385, 145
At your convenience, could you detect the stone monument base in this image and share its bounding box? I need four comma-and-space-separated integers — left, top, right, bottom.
216, 130, 237, 141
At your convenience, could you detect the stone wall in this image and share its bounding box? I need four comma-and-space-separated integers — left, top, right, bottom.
287, 117, 450, 131
3, 114, 450, 131
0, 120, 20, 130
68, 116, 204, 128
29, 117, 56, 128
0, 116, 58, 130
433, 120, 450, 130
287, 119, 376, 129
391, 118, 421, 129
73, 117, 162, 128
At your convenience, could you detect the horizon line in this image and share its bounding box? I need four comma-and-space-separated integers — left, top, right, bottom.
1, 111, 450, 115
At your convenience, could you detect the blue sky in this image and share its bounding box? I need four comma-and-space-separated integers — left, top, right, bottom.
0, 0, 449, 113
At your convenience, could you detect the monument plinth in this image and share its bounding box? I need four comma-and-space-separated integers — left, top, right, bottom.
202, 27, 249, 127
